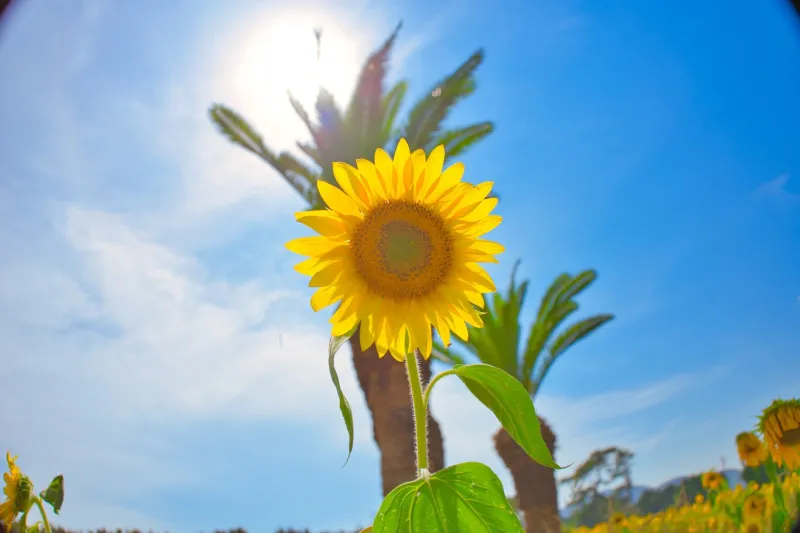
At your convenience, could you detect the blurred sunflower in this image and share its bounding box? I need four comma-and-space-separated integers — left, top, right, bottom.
758, 398, 800, 470
737, 431, 769, 467
287, 139, 503, 361
745, 521, 763, 533
609, 512, 627, 528
743, 492, 767, 519
0, 452, 33, 530
701, 470, 725, 490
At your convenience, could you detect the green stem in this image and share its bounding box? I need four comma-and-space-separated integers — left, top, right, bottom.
764, 455, 786, 512
34, 498, 53, 533
405, 351, 428, 476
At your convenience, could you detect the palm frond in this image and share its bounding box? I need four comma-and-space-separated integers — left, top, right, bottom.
209, 103, 312, 199
529, 314, 615, 398
381, 80, 408, 144
402, 49, 484, 152
429, 121, 495, 158
345, 22, 403, 154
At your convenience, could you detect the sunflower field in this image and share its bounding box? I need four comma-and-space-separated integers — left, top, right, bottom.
565, 399, 800, 533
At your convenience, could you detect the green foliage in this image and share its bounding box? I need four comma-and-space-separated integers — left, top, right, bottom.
39, 475, 64, 514
432, 262, 614, 399
210, 24, 493, 212
372, 462, 524, 532
636, 476, 704, 515
328, 332, 356, 465
429, 364, 560, 469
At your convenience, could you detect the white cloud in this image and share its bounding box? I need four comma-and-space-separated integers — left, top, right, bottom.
756, 174, 799, 205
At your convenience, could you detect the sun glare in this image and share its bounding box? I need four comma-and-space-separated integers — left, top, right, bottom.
226, 9, 365, 150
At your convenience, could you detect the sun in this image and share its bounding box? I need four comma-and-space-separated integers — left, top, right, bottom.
225, 8, 365, 150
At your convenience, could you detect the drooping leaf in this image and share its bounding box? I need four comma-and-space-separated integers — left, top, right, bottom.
433, 363, 561, 469
39, 474, 64, 514
328, 331, 357, 466
372, 462, 524, 532
430, 121, 495, 158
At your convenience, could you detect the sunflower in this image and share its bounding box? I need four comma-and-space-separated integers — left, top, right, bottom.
0, 453, 33, 530
737, 431, 769, 468
608, 512, 627, 529
286, 139, 503, 361
757, 398, 800, 470
701, 470, 725, 491
745, 521, 763, 533
743, 492, 767, 519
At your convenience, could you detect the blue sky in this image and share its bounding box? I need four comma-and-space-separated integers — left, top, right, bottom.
1, 0, 799, 531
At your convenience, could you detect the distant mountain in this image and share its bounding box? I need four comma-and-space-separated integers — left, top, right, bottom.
560, 469, 746, 519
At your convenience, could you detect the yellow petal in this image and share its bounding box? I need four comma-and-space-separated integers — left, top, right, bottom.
459, 265, 496, 293
332, 162, 370, 210
356, 158, 387, 201
393, 139, 411, 177
294, 257, 326, 276
467, 240, 505, 255
309, 262, 343, 287
317, 180, 362, 218
374, 147, 396, 198
462, 215, 502, 237
331, 313, 359, 336
407, 310, 432, 358
286, 236, 339, 256
295, 210, 348, 238
426, 162, 465, 203
418, 145, 445, 199
461, 197, 499, 222
310, 285, 342, 312
359, 320, 375, 351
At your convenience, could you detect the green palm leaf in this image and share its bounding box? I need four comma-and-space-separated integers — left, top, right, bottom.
402, 49, 485, 151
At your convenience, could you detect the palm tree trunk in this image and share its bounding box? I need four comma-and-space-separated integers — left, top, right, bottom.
494, 417, 560, 533
349, 332, 445, 495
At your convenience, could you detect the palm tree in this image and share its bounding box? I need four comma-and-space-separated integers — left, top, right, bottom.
209, 24, 494, 495
432, 261, 614, 533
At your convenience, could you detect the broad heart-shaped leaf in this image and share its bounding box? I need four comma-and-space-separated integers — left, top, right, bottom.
373, 462, 523, 532
328, 332, 355, 466
39, 474, 64, 514
450, 363, 561, 469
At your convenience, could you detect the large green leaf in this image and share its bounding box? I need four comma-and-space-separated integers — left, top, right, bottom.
372, 462, 524, 532
328, 332, 356, 466
432, 364, 561, 469
39, 474, 64, 514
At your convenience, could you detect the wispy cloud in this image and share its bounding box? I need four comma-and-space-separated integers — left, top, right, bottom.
756, 174, 800, 206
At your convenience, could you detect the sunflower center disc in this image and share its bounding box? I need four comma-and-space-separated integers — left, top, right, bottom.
780, 427, 800, 447
351, 200, 453, 300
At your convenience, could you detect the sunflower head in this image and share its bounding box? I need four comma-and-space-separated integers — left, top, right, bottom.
743, 492, 767, 518
609, 512, 626, 527
745, 521, 763, 533
757, 398, 800, 470
700, 470, 725, 491
0, 453, 34, 530
736, 431, 768, 468
287, 139, 503, 361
